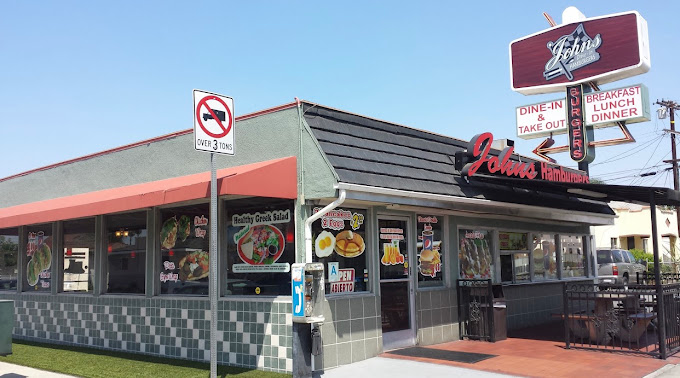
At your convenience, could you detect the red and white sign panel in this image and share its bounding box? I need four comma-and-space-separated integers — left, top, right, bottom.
516, 99, 567, 139
516, 84, 650, 139
509, 11, 650, 95
193, 90, 235, 155
330, 268, 354, 293
583, 84, 650, 127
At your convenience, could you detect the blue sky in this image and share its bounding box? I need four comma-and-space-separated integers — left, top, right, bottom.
1, 1, 678, 187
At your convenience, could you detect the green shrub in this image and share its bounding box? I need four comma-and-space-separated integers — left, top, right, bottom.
630, 249, 653, 263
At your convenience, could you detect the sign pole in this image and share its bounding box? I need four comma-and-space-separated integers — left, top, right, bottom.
193, 89, 234, 378
210, 152, 218, 378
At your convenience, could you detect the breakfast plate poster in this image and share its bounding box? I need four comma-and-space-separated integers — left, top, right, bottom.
231, 209, 291, 273
312, 207, 368, 293
417, 215, 442, 281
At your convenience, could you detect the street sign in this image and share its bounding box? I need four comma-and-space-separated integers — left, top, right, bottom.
193, 90, 235, 155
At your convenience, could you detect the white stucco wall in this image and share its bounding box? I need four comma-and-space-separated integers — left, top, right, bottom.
591, 201, 678, 260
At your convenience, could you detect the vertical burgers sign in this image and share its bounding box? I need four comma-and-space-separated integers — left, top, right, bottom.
510, 11, 650, 95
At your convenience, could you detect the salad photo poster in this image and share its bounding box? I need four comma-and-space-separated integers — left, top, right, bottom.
231, 209, 291, 273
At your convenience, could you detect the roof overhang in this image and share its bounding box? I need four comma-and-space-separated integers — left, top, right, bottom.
335, 182, 615, 226
0, 157, 297, 228
468, 175, 680, 207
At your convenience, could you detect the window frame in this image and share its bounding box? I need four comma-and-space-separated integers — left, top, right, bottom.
311, 204, 372, 298
103, 210, 148, 296
415, 213, 447, 289
0, 228, 19, 292
498, 231, 531, 284
559, 234, 589, 279
532, 233, 558, 282
61, 217, 97, 294
223, 198, 296, 297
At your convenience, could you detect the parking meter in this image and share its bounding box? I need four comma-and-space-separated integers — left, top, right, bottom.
292, 263, 325, 323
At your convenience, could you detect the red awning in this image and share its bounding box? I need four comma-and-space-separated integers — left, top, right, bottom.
0, 157, 297, 228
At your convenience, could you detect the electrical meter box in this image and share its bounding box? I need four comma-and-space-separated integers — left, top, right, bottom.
292, 262, 325, 323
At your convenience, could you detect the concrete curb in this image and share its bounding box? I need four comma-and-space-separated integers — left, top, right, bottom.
643, 364, 677, 378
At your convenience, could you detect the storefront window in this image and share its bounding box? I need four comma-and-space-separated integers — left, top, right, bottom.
312, 207, 367, 294
106, 212, 147, 294
225, 199, 295, 296
533, 234, 557, 280
63, 218, 95, 293
159, 203, 210, 295
459, 229, 493, 280
561, 235, 586, 278
499, 231, 530, 283
417, 215, 443, 287
24, 224, 52, 292
0, 228, 18, 290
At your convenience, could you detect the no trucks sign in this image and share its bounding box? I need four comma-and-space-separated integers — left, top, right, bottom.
193, 90, 235, 155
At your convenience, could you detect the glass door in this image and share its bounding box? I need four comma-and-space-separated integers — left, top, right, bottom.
378, 216, 415, 350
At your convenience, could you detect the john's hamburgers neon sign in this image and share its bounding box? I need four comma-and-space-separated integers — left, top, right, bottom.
456, 132, 589, 184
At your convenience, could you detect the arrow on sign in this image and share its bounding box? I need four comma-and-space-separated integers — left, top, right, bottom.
532, 122, 636, 162
532, 138, 564, 163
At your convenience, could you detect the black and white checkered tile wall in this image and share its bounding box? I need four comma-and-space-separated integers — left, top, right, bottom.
2, 294, 292, 373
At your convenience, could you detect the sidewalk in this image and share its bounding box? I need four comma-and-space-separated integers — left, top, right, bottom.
317, 355, 680, 378
648, 364, 680, 378
317, 356, 518, 378
318, 334, 680, 378
0, 361, 78, 377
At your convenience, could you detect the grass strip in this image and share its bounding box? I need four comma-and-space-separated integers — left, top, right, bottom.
0, 339, 290, 378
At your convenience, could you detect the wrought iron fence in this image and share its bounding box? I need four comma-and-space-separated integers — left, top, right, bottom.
457, 279, 495, 342
563, 282, 680, 358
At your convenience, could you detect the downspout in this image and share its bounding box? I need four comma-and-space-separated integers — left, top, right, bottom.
304, 189, 346, 263
296, 97, 305, 205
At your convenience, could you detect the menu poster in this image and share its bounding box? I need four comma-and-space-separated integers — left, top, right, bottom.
160, 212, 210, 289
459, 229, 492, 279
499, 232, 528, 251
380, 228, 405, 266
231, 209, 291, 273
417, 215, 442, 279
26, 230, 52, 290
313, 208, 366, 260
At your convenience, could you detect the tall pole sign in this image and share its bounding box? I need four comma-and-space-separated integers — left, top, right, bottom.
193, 89, 235, 378
509, 8, 650, 165
566, 84, 594, 163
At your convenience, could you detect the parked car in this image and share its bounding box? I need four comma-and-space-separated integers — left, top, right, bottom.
596, 249, 646, 285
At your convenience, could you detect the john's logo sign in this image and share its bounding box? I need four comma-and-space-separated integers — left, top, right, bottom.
543, 23, 602, 81
456, 132, 590, 184
456, 133, 537, 179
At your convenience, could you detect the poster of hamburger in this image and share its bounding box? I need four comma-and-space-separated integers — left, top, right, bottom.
417, 216, 442, 281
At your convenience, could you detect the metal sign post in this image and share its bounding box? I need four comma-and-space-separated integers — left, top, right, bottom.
209, 153, 218, 378
193, 90, 235, 378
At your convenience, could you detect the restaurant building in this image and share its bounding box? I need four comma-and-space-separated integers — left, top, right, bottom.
0, 100, 614, 373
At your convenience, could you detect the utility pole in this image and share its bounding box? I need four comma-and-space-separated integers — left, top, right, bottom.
657, 99, 680, 270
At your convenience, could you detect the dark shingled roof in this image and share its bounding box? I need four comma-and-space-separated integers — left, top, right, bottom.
302, 103, 614, 216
